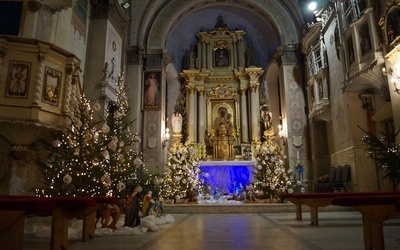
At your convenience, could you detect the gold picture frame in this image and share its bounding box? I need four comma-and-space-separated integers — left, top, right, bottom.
42, 67, 62, 106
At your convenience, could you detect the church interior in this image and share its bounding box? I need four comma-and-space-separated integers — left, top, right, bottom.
0, 0, 400, 199
1, 0, 400, 249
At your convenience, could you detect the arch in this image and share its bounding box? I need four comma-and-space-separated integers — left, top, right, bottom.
145, 0, 301, 50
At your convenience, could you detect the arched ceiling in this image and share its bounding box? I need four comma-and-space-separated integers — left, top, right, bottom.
166, 5, 279, 70
133, 0, 320, 72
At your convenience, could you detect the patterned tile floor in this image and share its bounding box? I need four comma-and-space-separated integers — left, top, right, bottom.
23, 211, 400, 250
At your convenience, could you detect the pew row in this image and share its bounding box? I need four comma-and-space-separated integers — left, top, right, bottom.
0, 197, 57, 250
0, 196, 116, 250
332, 195, 400, 250
281, 192, 400, 225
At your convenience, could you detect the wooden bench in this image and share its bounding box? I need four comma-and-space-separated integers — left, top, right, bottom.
0, 195, 117, 250
332, 195, 400, 250
282, 191, 400, 225
50, 196, 97, 249
0, 196, 57, 250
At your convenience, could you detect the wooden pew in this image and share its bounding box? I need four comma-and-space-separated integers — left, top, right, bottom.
282, 192, 400, 225
50, 196, 96, 249
332, 195, 400, 250
0, 196, 102, 250
281, 193, 303, 220
0, 196, 57, 250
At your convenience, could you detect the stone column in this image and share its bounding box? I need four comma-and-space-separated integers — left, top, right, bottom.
187, 86, 197, 142
238, 40, 244, 67
239, 87, 249, 143
198, 87, 206, 143
233, 38, 238, 68
181, 69, 201, 143
245, 68, 264, 142
235, 30, 245, 68
280, 47, 308, 182
202, 42, 207, 69
197, 32, 208, 69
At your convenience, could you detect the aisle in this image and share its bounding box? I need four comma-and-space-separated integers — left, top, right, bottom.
23, 212, 400, 250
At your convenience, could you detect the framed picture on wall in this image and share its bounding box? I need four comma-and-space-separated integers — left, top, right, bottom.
214, 48, 230, 67
142, 70, 161, 110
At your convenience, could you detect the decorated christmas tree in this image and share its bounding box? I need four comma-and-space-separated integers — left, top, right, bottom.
36, 74, 146, 198
252, 136, 293, 201
96, 74, 144, 198
359, 126, 400, 190
36, 94, 106, 196
159, 140, 201, 202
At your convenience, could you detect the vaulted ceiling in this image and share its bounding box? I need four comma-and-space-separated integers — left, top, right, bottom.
131, 0, 327, 71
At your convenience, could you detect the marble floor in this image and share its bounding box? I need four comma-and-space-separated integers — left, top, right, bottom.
23, 211, 400, 250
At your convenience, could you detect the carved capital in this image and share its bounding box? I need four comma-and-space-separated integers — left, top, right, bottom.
186, 84, 196, 95
249, 83, 259, 93
239, 88, 247, 96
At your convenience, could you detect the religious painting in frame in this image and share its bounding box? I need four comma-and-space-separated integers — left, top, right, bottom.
42, 67, 62, 106
214, 48, 230, 68
142, 70, 161, 110
206, 84, 239, 138
5, 60, 31, 99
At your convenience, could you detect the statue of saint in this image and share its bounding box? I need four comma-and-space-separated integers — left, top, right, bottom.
172, 113, 182, 134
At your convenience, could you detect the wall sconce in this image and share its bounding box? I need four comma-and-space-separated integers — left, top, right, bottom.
278, 124, 287, 146
382, 66, 400, 94
162, 128, 170, 148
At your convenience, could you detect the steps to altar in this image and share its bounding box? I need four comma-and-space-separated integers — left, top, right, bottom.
163, 203, 351, 214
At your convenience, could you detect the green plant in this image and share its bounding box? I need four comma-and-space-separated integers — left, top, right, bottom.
359, 125, 400, 190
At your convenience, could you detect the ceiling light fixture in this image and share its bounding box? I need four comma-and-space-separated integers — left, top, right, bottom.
308, 2, 317, 11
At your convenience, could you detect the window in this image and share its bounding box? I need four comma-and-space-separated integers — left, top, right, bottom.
344, 0, 367, 26
307, 43, 325, 77
0, 2, 22, 35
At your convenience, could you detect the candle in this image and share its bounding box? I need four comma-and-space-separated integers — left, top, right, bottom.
297, 151, 300, 160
